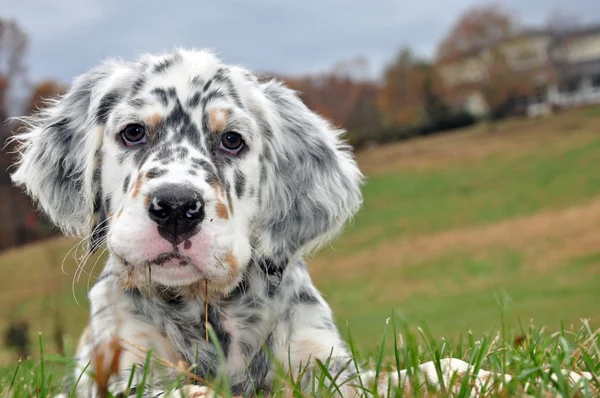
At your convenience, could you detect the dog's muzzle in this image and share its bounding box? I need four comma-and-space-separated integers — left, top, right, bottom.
147, 184, 204, 245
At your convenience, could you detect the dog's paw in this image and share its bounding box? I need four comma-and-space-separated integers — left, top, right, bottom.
360, 358, 513, 397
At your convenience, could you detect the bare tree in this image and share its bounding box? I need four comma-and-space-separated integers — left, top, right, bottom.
0, 18, 28, 121
0, 18, 31, 250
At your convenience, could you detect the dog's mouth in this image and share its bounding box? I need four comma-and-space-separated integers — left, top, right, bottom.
148, 251, 193, 267
130, 251, 206, 287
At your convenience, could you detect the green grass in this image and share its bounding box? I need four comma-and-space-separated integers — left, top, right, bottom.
321, 248, 600, 346
331, 137, 600, 254
0, 319, 598, 397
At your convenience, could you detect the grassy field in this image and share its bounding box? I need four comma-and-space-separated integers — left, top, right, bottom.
310, 106, 600, 348
0, 107, 599, 395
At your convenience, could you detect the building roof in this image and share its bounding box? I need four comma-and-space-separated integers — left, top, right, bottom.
551, 24, 600, 44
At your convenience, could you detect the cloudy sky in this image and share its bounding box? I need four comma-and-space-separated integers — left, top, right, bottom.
5, 0, 600, 85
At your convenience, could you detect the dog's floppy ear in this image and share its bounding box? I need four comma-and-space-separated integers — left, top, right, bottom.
257, 80, 363, 263
10, 61, 134, 237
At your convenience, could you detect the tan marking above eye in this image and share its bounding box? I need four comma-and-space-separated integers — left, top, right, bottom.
144, 195, 151, 209
146, 113, 162, 127
208, 108, 228, 133
216, 201, 228, 220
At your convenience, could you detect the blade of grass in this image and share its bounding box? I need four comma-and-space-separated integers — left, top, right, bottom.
207, 324, 232, 397
8, 359, 22, 393
346, 324, 367, 394
125, 363, 137, 396
70, 361, 91, 398
417, 326, 446, 393
373, 318, 390, 396
39, 333, 47, 398
136, 349, 153, 398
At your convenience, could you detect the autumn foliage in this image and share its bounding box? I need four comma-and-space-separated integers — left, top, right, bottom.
436, 3, 517, 62
378, 49, 448, 127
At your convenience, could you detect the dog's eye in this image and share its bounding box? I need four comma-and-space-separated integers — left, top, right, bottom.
121, 124, 147, 146
219, 132, 244, 155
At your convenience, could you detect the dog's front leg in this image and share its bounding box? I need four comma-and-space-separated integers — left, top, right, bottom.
272, 294, 363, 397
69, 277, 217, 397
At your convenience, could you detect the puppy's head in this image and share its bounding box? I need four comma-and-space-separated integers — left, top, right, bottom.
11, 49, 363, 296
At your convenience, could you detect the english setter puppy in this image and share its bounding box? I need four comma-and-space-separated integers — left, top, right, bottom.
12, 49, 583, 397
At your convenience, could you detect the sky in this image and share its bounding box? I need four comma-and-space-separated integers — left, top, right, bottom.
5, 0, 600, 85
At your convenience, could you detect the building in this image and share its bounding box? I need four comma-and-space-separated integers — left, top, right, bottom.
437, 25, 600, 118
549, 26, 600, 108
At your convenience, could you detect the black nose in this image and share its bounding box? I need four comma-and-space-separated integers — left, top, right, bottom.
147, 184, 205, 245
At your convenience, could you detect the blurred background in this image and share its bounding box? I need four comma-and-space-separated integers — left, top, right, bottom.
1, 0, 600, 365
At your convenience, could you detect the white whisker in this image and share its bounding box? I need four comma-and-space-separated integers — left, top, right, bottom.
69, 214, 115, 305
